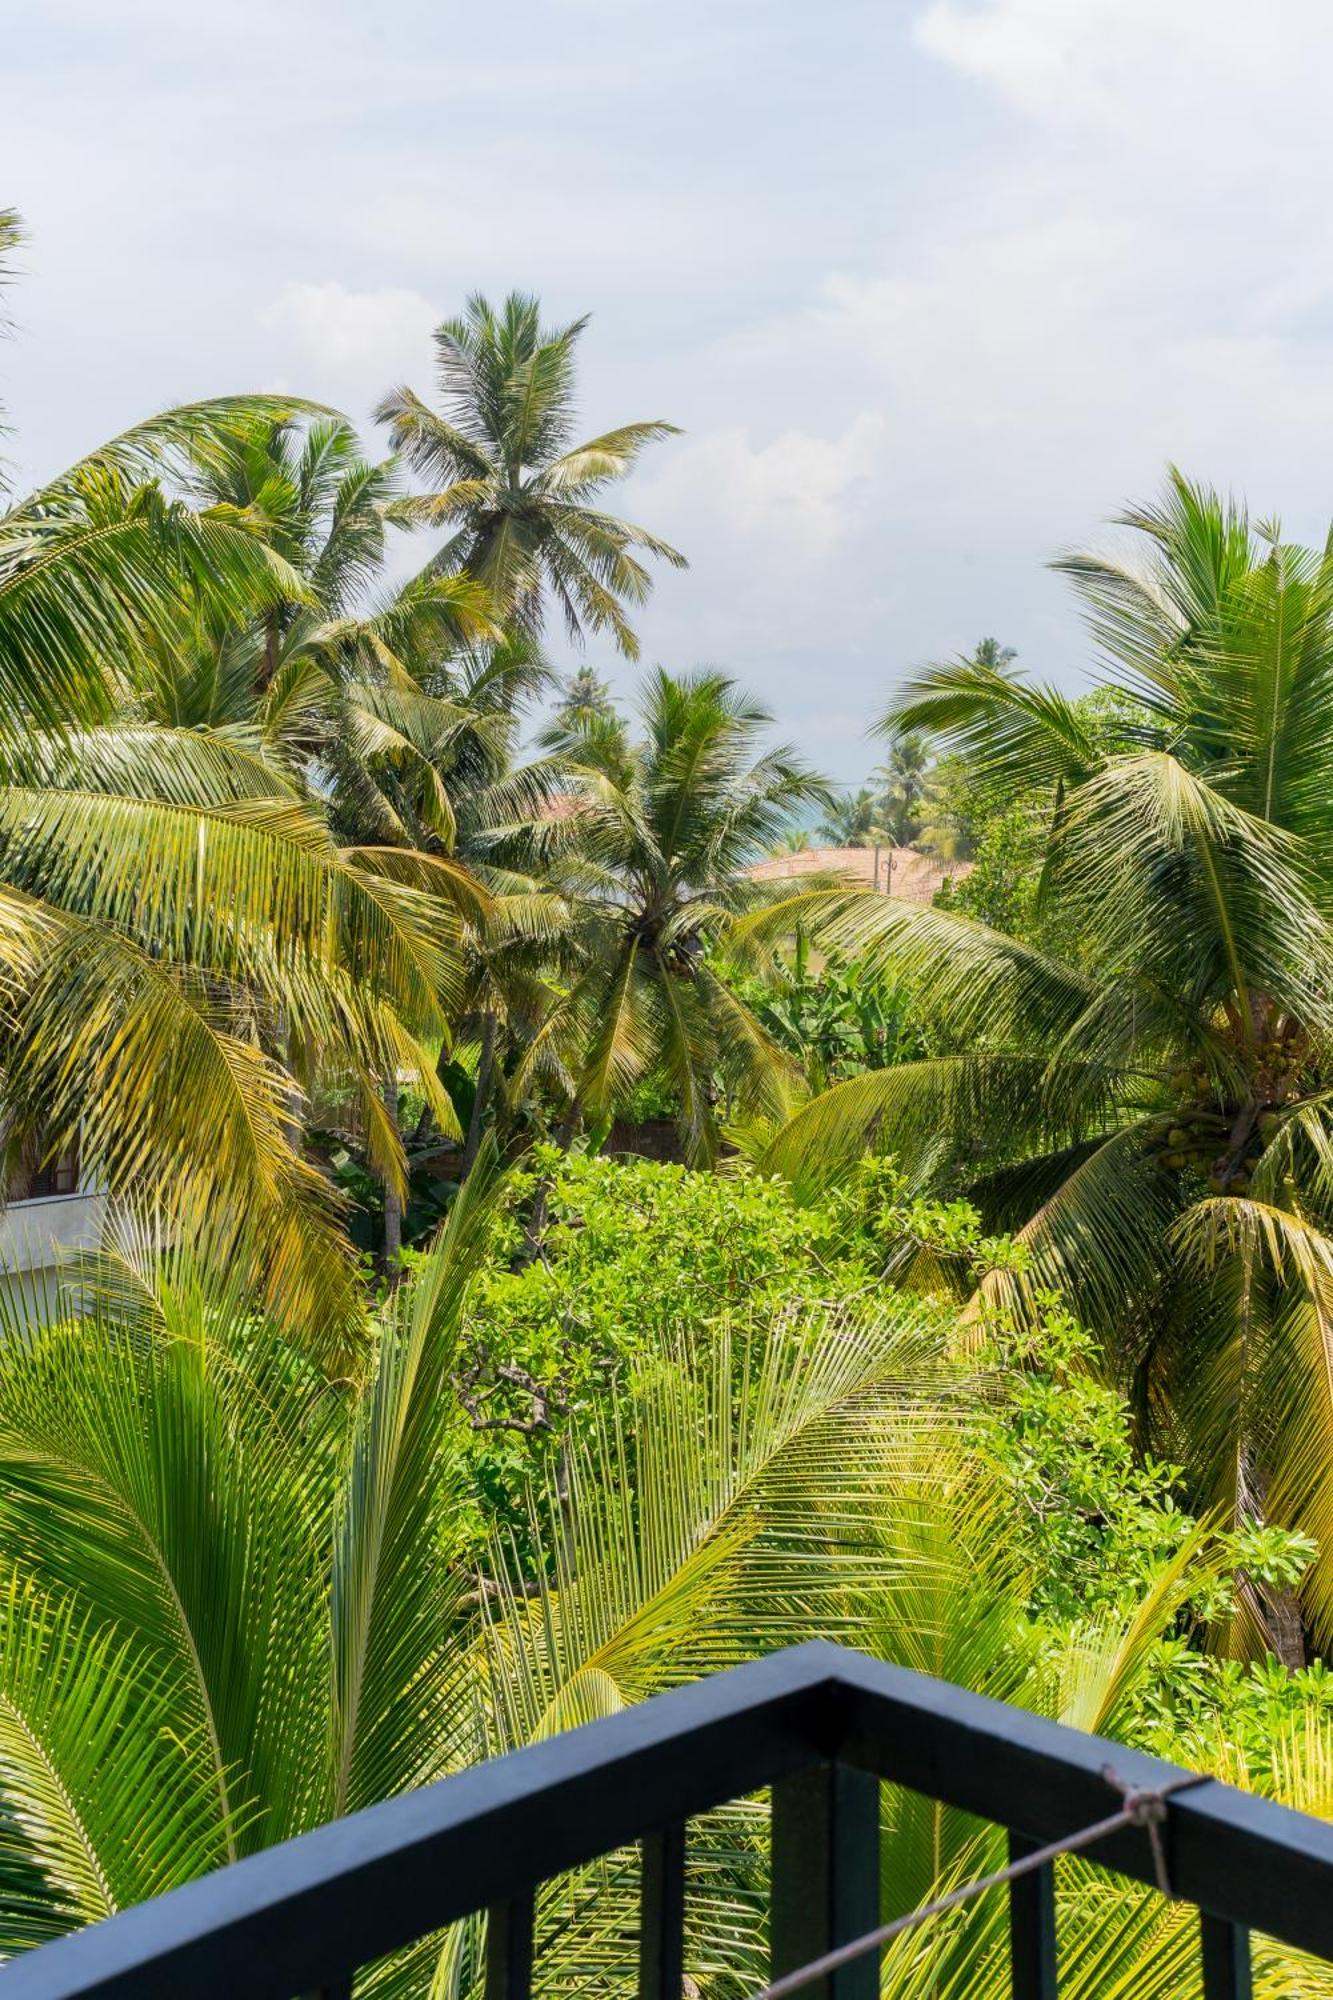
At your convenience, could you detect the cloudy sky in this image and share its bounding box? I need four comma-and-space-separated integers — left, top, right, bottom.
6, 1, 1333, 780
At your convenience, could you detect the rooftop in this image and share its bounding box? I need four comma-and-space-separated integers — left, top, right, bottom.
745, 845, 971, 905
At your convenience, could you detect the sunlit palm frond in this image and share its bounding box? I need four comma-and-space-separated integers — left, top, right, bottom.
329, 1142, 506, 1816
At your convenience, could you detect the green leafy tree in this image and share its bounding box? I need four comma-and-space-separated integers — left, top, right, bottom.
912, 751, 978, 861
730, 931, 927, 1092
377, 293, 686, 656
0, 227, 490, 1320
0, 1158, 1328, 1995
81, 410, 504, 1280
758, 471, 1333, 1657
973, 634, 1017, 672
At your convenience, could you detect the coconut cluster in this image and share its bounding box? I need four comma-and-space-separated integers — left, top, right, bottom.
1150, 1054, 1296, 1195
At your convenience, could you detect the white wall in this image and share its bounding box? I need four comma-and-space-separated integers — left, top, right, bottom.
0, 1191, 108, 1325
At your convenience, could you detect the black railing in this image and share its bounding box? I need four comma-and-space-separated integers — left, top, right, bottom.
8, 1640, 1333, 1999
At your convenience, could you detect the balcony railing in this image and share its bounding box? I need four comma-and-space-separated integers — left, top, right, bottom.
7, 1639, 1333, 1999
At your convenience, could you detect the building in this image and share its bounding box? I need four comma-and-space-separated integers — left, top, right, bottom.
745, 843, 971, 904
0, 1141, 105, 1324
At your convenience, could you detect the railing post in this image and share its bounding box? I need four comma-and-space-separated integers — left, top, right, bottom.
485, 1888, 535, 2000
771, 1764, 880, 2000
1200, 1915, 1253, 2000
640, 1823, 687, 2000
1008, 1833, 1057, 1998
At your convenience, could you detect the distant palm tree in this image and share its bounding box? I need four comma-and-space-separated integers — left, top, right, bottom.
873, 732, 930, 843
0, 208, 22, 491
912, 760, 975, 861
550, 662, 617, 734
377, 293, 687, 656
817, 787, 883, 847
518, 670, 829, 1164
974, 635, 1017, 672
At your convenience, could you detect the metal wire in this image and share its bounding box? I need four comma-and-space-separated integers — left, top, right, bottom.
756, 1767, 1214, 2000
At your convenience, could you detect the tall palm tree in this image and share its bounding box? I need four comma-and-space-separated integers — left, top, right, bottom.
0, 208, 22, 492
872, 732, 930, 843
142, 414, 497, 830
755, 471, 1333, 1656
514, 670, 830, 1166
0, 1179, 1324, 1996
131, 414, 520, 1235
377, 293, 687, 656
0, 395, 490, 1326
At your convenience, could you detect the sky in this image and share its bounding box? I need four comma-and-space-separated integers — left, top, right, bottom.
6, 0, 1333, 783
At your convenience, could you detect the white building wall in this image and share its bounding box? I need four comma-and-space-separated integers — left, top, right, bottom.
0, 1191, 108, 1324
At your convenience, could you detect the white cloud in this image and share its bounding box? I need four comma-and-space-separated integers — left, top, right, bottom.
262, 282, 441, 387
638, 414, 885, 563
914, 0, 1289, 128
619, 414, 891, 680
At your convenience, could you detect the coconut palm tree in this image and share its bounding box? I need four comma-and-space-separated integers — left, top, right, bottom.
550, 661, 618, 733
0, 394, 496, 1327
124, 413, 528, 1260
872, 732, 931, 843
0, 1171, 1324, 1996
377, 293, 686, 656
817, 787, 883, 848
511, 670, 830, 1166
974, 635, 1017, 673
754, 471, 1333, 1657
138, 414, 498, 837
0, 208, 22, 491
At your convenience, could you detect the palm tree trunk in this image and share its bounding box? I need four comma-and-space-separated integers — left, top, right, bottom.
1265, 1588, 1308, 1671
518, 1094, 581, 1265
1237, 1429, 1307, 1668
461, 1012, 498, 1177
260, 611, 280, 693
381, 1077, 404, 1284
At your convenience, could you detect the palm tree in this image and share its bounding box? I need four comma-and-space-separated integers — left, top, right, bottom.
377, 292, 687, 656
755, 471, 1333, 1656
144, 414, 497, 830
816, 787, 883, 848
129, 413, 525, 1256
0, 394, 495, 1326
872, 732, 931, 843
0, 208, 22, 491
514, 670, 830, 1166
912, 752, 977, 861
0, 1177, 1324, 1996
974, 635, 1017, 672
550, 662, 618, 732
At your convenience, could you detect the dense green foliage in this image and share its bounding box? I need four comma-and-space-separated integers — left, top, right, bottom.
1, 1154, 1329, 1994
